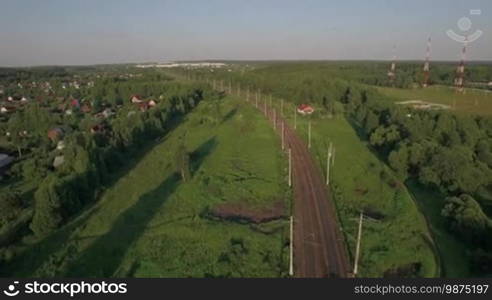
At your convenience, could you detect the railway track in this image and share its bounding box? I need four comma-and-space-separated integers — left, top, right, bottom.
259, 103, 351, 277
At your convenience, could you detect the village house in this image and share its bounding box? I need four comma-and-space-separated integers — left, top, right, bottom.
81, 103, 92, 113
56, 140, 65, 151
71, 99, 80, 108
148, 99, 157, 107
69, 81, 80, 89
130, 95, 143, 103
138, 102, 150, 112
53, 155, 65, 168
137, 99, 157, 112
90, 123, 107, 134
297, 104, 315, 115
102, 108, 115, 118
1, 106, 16, 114
94, 107, 115, 118
47, 127, 64, 142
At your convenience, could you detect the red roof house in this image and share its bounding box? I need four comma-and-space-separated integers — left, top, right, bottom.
71, 99, 80, 108
47, 128, 64, 142
138, 102, 149, 112
90, 123, 106, 134
130, 95, 143, 103
297, 104, 314, 115
81, 103, 92, 113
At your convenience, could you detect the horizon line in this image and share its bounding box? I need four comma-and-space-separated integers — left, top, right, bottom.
2, 58, 492, 69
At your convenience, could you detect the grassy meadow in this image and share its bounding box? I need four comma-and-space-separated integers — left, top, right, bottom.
3, 96, 291, 277
376, 85, 492, 116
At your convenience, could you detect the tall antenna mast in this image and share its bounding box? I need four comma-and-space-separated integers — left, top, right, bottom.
423, 37, 431, 87
454, 38, 467, 93
387, 45, 397, 85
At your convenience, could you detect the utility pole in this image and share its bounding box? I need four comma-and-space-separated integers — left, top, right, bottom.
388, 45, 397, 85
264, 98, 267, 116
273, 109, 276, 129
332, 147, 335, 167
308, 120, 311, 149
294, 107, 297, 129
423, 37, 431, 88
289, 215, 294, 277
353, 211, 364, 277
282, 121, 285, 150
288, 148, 292, 187
326, 142, 333, 186
256, 90, 259, 108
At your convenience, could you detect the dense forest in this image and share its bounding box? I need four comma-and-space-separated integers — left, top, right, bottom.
186, 61, 492, 91
346, 89, 492, 274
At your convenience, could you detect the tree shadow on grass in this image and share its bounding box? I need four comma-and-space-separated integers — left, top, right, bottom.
221, 107, 238, 124
0, 205, 101, 277
63, 174, 180, 277
0, 115, 190, 277
190, 136, 217, 175
63, 137, 217, 277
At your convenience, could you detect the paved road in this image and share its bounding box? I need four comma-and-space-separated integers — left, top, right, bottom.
260, 102, 351, 278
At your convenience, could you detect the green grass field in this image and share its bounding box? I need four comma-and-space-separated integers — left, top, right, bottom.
5, 97, 291, 277
268, 99, 437, 277
376, 85, 492, 116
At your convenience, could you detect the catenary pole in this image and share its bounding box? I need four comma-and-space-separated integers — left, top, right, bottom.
353, 211, 364, 277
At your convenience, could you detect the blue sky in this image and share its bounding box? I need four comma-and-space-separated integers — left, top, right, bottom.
0, 0, 491, 66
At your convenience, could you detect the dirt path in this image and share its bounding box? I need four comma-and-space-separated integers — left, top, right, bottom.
259, 102, 351, 277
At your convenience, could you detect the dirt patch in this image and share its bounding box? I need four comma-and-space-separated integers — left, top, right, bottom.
355, 187, 369, 196
388, 179, 401, 189
383, 262, 422, 277
363, 206, 386, 221
208, 200, 286, 224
